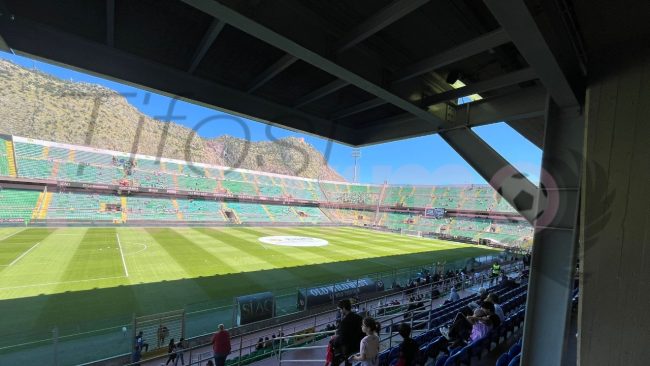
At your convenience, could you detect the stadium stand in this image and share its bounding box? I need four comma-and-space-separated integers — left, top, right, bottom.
373, 283, 529, 366
258, 183, 284, 198
8, 137, 521, 212
264, 204, 331, 224
221, 179, 258, 196
0, 188, 40, 222
177, 175, 218, 192
46, 192, 122, 221
0, 136, 535, 244
126, 196, 179, 221
0, 136, 11, 177
320, 208, 378, 226
176, 198, 227, 222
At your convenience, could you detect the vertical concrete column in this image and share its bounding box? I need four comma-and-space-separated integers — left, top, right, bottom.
521, 96, 584, 366
578, 49, 650, 365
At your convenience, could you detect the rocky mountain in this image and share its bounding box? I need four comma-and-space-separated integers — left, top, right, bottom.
0, 59, 344, 181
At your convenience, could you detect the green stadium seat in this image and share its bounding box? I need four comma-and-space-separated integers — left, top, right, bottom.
176, 198, 226, 221
0, 189, 40, 221
127, 196, 179, 221
47, 192, 122, 221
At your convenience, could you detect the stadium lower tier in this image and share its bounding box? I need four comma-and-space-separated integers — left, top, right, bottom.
0, 189, 533, 246
321, 208, 533, 247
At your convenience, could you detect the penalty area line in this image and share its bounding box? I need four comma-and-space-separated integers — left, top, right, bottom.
8, 242, 41, 267
0, 228, 26, 242
116, 233, 129, 277
0, 275, 128, 291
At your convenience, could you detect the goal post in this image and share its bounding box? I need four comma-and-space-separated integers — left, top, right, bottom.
400, 228, 422, 237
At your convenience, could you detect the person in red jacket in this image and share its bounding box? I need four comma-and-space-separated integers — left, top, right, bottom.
211, 324, 231, 366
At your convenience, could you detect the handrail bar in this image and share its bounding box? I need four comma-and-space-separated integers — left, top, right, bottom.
118, 261, 522, 366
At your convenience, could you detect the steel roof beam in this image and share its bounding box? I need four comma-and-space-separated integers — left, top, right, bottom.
334, 0, 431, 54
293, 79, 349, 108
391, 28, 510, 83
440, 127, 539, 223
188, 18, 225, 74
419, 67, 537, 107
484, 0, 582, 107
182, 0, 446, 129
331, 98, 388, 120
250, 0, 429, 100
106, 0, 115, 47
328, 31, 516, 119
356, 85, 546, 146
452, 85, 547, 127
295, 29, 510, 109
247, 53, 298, 93
506, 118, 545, 149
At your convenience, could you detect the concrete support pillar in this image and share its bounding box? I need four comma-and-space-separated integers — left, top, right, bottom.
578, 48, 650, 365
521, 96, 584, 366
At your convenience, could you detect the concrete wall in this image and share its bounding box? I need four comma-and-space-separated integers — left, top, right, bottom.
579, 47, 650, 365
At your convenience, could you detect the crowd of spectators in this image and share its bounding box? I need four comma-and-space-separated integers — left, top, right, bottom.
254, 330, 286, 351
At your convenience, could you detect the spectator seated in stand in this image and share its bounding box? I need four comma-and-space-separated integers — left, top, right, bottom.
440, 301, 499, 350
397, 323, 418, 366
501, 273, 518, 289
486, 293, 505, 322
445, 287, 460, 304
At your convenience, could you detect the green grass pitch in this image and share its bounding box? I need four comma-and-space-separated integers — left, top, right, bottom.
0, 226, 499, 351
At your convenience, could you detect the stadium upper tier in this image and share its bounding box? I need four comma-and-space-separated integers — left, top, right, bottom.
0, 136, 518, 213
0, 188, 532, 246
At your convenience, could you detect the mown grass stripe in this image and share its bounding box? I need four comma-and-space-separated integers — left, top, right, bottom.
145, 227, 237, 276
61, 228, 122, 282
0, 228, 57, 267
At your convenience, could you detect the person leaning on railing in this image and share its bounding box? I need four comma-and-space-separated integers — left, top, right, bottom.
349, 317, 381, 366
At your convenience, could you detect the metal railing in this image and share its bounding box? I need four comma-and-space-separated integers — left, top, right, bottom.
141, 264, 521, 366
277, 330, 336, 365
87, 256, 510, 366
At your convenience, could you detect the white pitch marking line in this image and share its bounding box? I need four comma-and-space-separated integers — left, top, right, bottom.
0, 228, 25, 242
125, 242, 148, 256
0, 275, 127, 291
115, 233, 129, 277
8, 242, 41, 267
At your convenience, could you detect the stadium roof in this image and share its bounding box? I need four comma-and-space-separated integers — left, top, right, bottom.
0, 0, 640, 220
0, 0, 595, 148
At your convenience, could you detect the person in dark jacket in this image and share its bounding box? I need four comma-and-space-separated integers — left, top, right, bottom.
333, 299, 364, 366
397, 323, 418, 366
165, 338, 176, 365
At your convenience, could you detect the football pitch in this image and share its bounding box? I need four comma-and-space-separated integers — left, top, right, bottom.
0, 226, 499, 358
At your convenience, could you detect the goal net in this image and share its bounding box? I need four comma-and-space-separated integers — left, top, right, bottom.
400, 228, 422, 237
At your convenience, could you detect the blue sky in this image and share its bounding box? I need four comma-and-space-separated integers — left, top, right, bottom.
0, 51, 541, 185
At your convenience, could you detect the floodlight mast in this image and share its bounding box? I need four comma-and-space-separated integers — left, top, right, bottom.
352, 148, 361, 183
